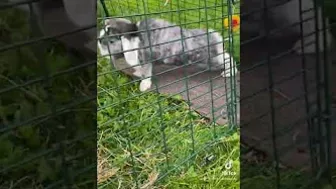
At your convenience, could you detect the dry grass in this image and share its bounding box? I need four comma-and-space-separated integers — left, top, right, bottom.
98, 149, 119, 184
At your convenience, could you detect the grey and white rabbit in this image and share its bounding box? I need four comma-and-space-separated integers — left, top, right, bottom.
98, 18, 238, 92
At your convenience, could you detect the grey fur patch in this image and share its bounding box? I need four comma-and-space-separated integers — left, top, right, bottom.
136, 18, 229, 70
104, 18, 139, 39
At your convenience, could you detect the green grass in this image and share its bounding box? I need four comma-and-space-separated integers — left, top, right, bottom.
0, 7, 95, 188
97, 57, 239, 188
97, 0, 240, 188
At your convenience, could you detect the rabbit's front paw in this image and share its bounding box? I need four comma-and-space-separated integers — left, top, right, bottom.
139, 78, 152, 92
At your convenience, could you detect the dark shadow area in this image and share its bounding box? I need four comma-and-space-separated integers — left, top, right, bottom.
0, 0, 96, 188
240, 0, 335, 188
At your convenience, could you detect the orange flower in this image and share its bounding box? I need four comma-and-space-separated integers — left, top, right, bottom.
224, 15, 240, 32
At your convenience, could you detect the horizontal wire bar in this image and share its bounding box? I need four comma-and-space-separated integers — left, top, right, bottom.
99, 28, 238, 55
99, 44, 233, 72
0, 25, 96, 53
98, 72, 230, 112
99, 17, 228, 39
240, 83, 319, 129
98, 68, 217, 96
247, 106, 318, 155
0, 61, 95, 95
0, 132, 95, 173
98, 52, 234, 84
278, 133, 328, 159
241, 16, 314, 46
99, 83, 230, 130
240, 40, 316, 74
240, 68, 313, 103
0, 0, 40, 10
241, 20, 335, 50
240, 0, 311, 18
98, 57, 234, 96
99, 103, 191, 140
156, 135, 234, 181
0, 148, 55, 173
191, 92, 229, 114
107, 0, 228, 11
0, 96, 95, 133
44, 164, 96, 189
97, 4, 227, 20
99, 34, 237, 62
103, 90, 230, 132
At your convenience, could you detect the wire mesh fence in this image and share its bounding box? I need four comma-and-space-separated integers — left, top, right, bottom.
97, 0, 240, 188
0, 0, 96, 188
240, 0, 333, 188
2, 0, 334, 188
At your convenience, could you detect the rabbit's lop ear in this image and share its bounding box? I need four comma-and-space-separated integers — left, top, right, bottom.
104, 18, 138, 35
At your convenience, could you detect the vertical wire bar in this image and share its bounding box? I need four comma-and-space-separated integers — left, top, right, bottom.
203, 0, 218, 138
298, 0, 317, 174
214, 0, 218, 29
227, 0, 238, 128
320, 1, 332, 183
176, 0, 196, 155
99, 0, 117, 72
198, 0, 201, 28
27, 2, 62, 186
100, 0, 109, 17
98, 1, 140, 187
107, 0, 115, 16
28, 2, 73, 188
183, 0, 196, 155
233, 1, 239, 127
141, 0, 170, 170
228, 0, 236, 127
136, 0, 141, 20
157, 0, 162, 18
225, 0, 233, 128
262, 0, 280, 188
169, 0, 174, 22
116, 0, 124, 16
222, 0, 231, 128
232, 0, 241, 127
226, 0, 234, 127
312, 0, 325, 172
126, 0, 132, 21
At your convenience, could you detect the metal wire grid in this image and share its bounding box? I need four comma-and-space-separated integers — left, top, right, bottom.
0, 0, 96, 188
97, 0, 239, 187
240, 0, 332, 188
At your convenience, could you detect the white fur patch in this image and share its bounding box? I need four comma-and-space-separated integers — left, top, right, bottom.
208, 30, 237, 77
121, 36, 143, 77
139, 78, 152, 91
211, 31, 225, 62
221, 52, 237, 77
117, 18, 132, 24
97, 29, 110, 58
